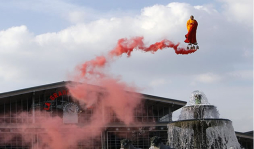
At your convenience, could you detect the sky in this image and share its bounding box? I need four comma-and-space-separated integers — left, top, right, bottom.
0, 0, 253, 132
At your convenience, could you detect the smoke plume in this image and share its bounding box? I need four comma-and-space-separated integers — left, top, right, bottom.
0, 37, 195, 149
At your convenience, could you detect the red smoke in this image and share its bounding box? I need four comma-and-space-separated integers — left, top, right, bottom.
78, 36, 196, 78
79, 56, 107, 77
65, 36, 196, 148
110, 37, 196, 57
0, 36, 195, 149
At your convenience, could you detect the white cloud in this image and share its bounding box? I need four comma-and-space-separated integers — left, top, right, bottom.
0, 26, 33, 50
194, 73, 222, 83
68, 11, 87, 24
0, 2, 251, 90
227, 70, 253, 80
192, 70, 252, 84
219, 0, 253, 26
149, 79, 168, 87
0, 0, 98, 24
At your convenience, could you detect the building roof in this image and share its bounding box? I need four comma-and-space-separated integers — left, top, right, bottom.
0, 81, 71, 99
244, 131, 253, 136
235, 131, 253, 140
0, 81, 187, 111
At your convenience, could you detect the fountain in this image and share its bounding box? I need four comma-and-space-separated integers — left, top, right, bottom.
167, 90, 241, 149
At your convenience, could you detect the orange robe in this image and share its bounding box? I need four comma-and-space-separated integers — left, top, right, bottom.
184, 19, 198, 44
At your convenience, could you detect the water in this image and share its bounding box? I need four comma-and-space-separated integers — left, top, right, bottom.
189, 90, 210, 105
179, 105, 220, 120
167, 90, 242, 149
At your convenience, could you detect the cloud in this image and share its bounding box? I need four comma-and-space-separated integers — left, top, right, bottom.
219, 0, 253, 26
149, 79, 168, 87
227, 70, 253, 80
67, 11, 87, 24
0, 26, 32, 50
191, 70, 253, 85
0, 1, 252, 131
0, 0, 98, 24
194, 73, 222, 83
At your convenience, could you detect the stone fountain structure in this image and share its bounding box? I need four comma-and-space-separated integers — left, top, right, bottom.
167, 90, 241, 149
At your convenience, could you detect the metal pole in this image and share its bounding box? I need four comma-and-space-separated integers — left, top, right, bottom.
10, 98, 11, 123
32, 92, 35, 123
101, 131, 104, 149
107, 131, 108, 149
168, 107, 172, 122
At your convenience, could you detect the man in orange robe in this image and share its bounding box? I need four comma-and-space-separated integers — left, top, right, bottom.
184, 15, 198, 44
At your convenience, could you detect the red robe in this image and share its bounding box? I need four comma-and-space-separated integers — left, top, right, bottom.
184, 20, 198, 44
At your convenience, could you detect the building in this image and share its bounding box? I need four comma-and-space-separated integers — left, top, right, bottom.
0, 81, 252, 149
235, 131, 253, 149
0, 81, 186, 149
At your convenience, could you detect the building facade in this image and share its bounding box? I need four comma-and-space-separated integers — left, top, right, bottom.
0, 81, 186, 149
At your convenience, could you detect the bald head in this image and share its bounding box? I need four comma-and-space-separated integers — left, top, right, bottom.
190, 15, 194, 20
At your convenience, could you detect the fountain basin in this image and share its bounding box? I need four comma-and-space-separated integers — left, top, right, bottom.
167, 91, 241, 149
179, 105, 220, 120
168, 118, 231, 128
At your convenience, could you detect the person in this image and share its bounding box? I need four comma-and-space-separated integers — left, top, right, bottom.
184, 15, 198, 45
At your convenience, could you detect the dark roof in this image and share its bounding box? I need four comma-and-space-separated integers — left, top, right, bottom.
0, 81, 187, 111
235, 131, 253, 139
244, 131, 253, 136
0, 81, 71, 99
142, 94, 186, 107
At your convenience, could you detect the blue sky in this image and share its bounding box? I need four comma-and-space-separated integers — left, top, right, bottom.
0, 0, 252, 132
